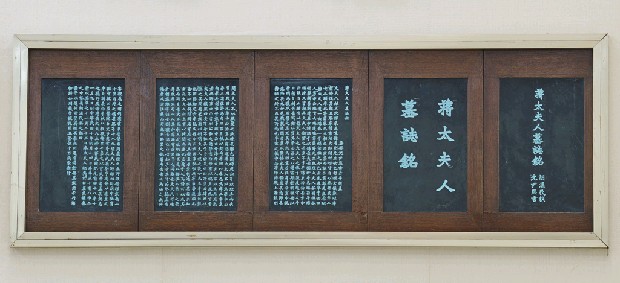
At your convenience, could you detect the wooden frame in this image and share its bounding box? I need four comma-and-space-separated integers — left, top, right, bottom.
253, 51, 368, 231
368, 50, 483, 232
10, 34, 608, 247
24, 50, 140, 231
483, 50, 594, 232
139, 51, 254, 231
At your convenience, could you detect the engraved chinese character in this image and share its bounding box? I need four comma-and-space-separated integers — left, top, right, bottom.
401, 100, 419, 119
533, 123, 544, 132
532, 145, 543, 155
437, 126, 455, 142
400, 127, 419, 142
535, 88, 544, 100
436, 180, 455, 192
533, 112, 544, 122
532, 156, 544, 166
436, 151, 452, 168
532, 133, 543, 145
437, 98, 454, 117
534, 101, 544, 111
398, 153, 419, 169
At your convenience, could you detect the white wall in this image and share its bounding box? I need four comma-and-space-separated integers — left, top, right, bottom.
1, 0, 618, 282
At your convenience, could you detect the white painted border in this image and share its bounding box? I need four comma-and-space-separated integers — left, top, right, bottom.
592, 35, 609, 245
12, 232, 606, 248
15, 34, 604, 49
10, 37, 28, 245
10, 34, 609, 248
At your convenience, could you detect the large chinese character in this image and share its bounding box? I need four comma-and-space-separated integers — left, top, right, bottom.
532, 133, 543, 145
400, 127, 419, 142
437, 98, 454, 117
532, 145, 543, 155
436, 179, 455, 192
437, 126, 455, 141
535, 88, 545, 100
533, 112, 544, 122
533, 123, 544, 132
436, 151, 452, 168
398, 153, 419, 168
532, 156, 544, 166
401, 99, 419, 119
534, 101, 544, 111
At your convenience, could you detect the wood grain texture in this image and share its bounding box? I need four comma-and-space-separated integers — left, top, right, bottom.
139, 50, 254, 231
483, 49, 593, 232
253, 50, 369, 231
368, 50, 484, 232
26, 50, 140, 232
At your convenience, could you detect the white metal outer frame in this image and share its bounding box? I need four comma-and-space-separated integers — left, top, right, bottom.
10, 34, 609, 248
